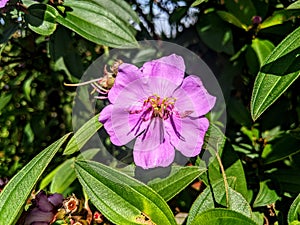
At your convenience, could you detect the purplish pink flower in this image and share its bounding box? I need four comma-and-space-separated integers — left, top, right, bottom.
99, 54, 216, 169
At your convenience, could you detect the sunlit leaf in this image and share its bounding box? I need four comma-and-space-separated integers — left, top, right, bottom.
24, 3, 58, 36
260, 10, 300, 29
253, 181, 280, 208
0, 134, 70, 225
56, 0, 138, 48
288, 193, 300, 224
251, 26, 300, 121
64, 114, 102, 155
251, 38, 275, 66
148, 166, 206, 201
75, 160, 177, 225
187, 177, 252, 225
189, 208, 257, 225
217, 11, 248, 30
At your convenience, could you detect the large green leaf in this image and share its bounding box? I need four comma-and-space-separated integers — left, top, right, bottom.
87, 0, 139, 24
56, 0, 138, 48
64, 113, 102, 155
251, 26, 300, 121
24, 3, 58, 36
189, 208, 258, 225
0, 134, 70, 225
187, 177, 252, 225
148, 166, 206, 201
288, 193, 300, 223
75, 160, 177, 225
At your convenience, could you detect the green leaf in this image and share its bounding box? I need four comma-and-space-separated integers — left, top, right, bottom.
224, 0, 256, 26
64, 113, 102, 155
253, 181, 280, 208
56, 0, 138, 48
191, 0, 206, 7
287, 1, 300, 9
251, 39, 275, 66
187, 177, 252, 225
262, 134, 300, 164
260, 10, 300, 29
250, 26, 300, 121
75, 160, 177, 225
202, 141, 250, 201
88, 0, 139, 24
197, 12, 234, 55
0, 133, 70, 225
216, 11, 248, 30
189, 209, 258, 225
50, 148, 100, 193
0, 94, 12, 112
288, 193, 300, 223
25, 3, 58, 36
148, 166, 206, 201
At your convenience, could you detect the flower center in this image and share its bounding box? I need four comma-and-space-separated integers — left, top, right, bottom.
144, 95, 176, 120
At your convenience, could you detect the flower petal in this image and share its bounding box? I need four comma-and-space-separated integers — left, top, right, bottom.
24, 208, 54, 225
35, 191, 53, 212
141, 54, 185, 90
99, 104, 147, 146
173, 75, 216, 117
166, 115, 209, 157
47, 193, 63, 208
134, 118, 175, 169
108, 63, 148, 104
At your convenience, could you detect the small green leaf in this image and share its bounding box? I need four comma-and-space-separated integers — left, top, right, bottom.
251, 26, 300, 121
216, 11, 248, 30
288, 193, 300, 223
0, 133, 70, 225
148, 166, 206, 201
0, 94, 12, 112
191, 0, 206, 7
187, 177, 252, 225
56, 0, 138, 48
251, 38, 275, 66
64, 113, 102, 155
75, 160, 177, 225
189, 209, 258, 225
25, 3, 58, 36
253, 181, 280, 208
